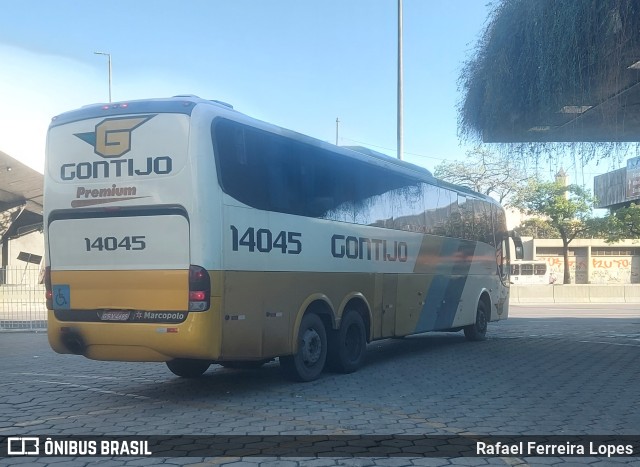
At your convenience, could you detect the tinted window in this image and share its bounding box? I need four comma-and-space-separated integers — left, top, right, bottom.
212, 119, 504, 243
214, 119, 420, 223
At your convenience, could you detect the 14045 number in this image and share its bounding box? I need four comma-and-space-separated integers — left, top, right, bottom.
84, 236, 146, 252
230, 226, 301, 254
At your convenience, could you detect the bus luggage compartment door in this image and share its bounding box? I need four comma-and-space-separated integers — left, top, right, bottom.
48, 212, 190, 311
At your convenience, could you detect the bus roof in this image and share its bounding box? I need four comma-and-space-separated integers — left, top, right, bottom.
49, 95, 498, 207
49, 95, 222, 128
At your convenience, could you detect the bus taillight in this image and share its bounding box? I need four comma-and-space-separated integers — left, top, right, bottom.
188, 265, 210, 311
189, 291, 206, 301
44, 266, 53, 310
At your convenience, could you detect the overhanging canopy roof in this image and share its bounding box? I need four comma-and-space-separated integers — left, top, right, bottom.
459, 0, 640, 144
0, 150, 43, 239
484, 64, 640, 144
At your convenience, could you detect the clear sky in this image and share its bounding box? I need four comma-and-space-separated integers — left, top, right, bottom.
0, 0, 494, 173
0, 0, 617, 185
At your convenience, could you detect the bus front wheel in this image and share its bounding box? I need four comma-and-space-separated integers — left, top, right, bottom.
166, 358, 211, 378
464, 300, 488, 341
280, 313, 327, 382
327, 310, 367, 373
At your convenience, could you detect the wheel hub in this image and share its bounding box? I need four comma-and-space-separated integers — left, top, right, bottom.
301, 328, 321, 365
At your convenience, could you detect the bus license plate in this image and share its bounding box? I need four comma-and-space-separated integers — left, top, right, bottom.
100, 311, 131, 321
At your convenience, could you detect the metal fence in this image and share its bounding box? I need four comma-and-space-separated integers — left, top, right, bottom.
0, 266, 47, 331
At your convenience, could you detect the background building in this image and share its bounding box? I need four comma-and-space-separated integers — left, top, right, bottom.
520, 237, 639, 285
594, 156, 640, 210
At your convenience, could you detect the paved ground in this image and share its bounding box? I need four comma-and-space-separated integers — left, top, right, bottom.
0, 304, 639, 466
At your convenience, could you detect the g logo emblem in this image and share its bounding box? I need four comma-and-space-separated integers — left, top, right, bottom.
75, 115, 155, 158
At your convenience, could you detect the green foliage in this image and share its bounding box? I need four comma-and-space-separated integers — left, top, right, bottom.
515, 204, 640, 242
511, 180, 594, 240
511, 180, 595, 283
433, 147, 531, 203
605, 203, 640, 242
515, 218, 559, 239
582, 216, 614, 240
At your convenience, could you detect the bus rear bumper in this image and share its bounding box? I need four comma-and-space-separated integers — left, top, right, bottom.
47, 307, 221, 362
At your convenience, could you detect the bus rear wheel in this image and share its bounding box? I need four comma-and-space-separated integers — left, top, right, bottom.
166, 358, 210, 378
327, 310, 367, 373
280, 313, 327, 382
464, 300, 488, 341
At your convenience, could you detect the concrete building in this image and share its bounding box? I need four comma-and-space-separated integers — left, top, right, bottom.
520, 237, 639, 285
510, 160, 639, 285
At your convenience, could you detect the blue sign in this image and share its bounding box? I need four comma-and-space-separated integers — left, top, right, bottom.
52, 285, 70, 310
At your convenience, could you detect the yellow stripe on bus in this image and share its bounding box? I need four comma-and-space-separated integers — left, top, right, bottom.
50, 269, 189, 311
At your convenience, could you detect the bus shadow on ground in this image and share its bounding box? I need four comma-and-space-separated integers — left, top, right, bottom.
134, 332, 473, 400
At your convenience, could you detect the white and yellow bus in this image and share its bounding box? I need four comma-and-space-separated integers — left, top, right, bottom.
44, 96, 522, 381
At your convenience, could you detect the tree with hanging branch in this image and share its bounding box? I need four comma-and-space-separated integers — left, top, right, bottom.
511, 180, 594, 284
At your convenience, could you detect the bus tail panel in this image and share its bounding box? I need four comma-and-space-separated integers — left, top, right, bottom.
45, 209, 216, 361
49, 270, 188, 311
47, 212, 190, 309
47, 300, 222, 362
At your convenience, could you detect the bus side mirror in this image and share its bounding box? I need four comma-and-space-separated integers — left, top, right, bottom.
514, 245, 524, 260
512, 234, 524, 260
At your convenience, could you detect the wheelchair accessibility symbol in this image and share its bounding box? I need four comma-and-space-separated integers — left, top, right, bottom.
52, 285, 70, 310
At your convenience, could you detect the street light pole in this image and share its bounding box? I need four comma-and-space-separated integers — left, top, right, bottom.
397, 0, 404, 161
94, 51, 112, 103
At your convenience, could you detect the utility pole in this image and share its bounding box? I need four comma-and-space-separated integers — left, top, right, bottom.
397, 0, 404, 161
336, 118, 340, 145
94, 51, 112, 103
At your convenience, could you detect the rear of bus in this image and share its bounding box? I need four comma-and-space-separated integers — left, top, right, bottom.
44, 97, 222, 363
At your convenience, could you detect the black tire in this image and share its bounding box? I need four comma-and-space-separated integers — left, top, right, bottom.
464, 300, 489, 341
280, 313, 327, 382
220, 359, 270, 370
166, 358, 210, 378
327, 310, 367, 373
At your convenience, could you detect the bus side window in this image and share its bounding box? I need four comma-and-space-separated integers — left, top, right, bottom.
233, 127, 248, 165
534, 264, 547, 275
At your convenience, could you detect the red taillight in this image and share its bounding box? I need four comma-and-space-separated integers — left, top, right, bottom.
188, 265, 210, 311
189, 291, 206, 301
44, 266, 52, 310
102, 103, 128, 110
